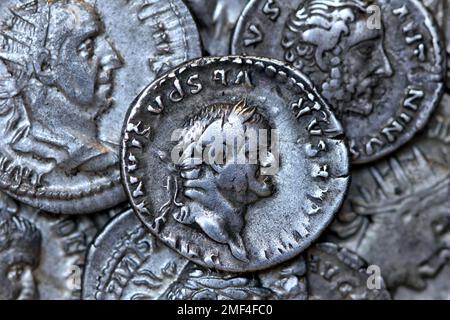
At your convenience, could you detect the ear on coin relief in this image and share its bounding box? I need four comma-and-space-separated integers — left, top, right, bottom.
0, 0, 202, 214
232, 0, 445, 164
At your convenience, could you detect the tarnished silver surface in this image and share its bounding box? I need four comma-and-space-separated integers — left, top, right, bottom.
395, 265, 450, 300
305, 243, 391, 300
82, 209, 308, 300
0, 0, 202, 214
232, 0, 445, 164
328, 93, 450, 298
0, 191, 113, 300
185, 0, 249, 56
121, 56, 349, 272
0, 0, 448, 302
421, 0, 450, 89
83, 211, 391, 300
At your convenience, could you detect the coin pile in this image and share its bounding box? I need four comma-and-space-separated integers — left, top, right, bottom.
0, 0, 448, 300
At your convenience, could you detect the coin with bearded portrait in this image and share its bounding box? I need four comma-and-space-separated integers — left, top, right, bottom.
0, 0, 201, 214
232, 0, 445, 164
121, 56, 350, 272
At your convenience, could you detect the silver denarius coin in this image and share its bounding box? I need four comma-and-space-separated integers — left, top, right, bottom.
305, 243, 391, 300
82, 209, 308, 300
0, 191, 115, 300
328, 93, 450, 298
232, 0, 445, 164
185, 0, 249, 56
0, 0, 201, 214
121, 56, 350, 272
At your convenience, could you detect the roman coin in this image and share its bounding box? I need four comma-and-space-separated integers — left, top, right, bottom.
0, 191, 114, 300
305, 243, 391, 300
121, 56, 349, 272
328, 93, 450, 297
82, 209, 308, 300
82, 211, 389, 300
0, 0, 202, 214
232, 0, 445, 164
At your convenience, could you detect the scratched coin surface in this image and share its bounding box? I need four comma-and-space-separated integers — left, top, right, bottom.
121, 56, 349, 272
305, 243, 391, 300
328, 93, 450, 298
82, 209, 309, 300
0, 191, 113, 300
232, 0, 445, 164
185, 0, 249, 55
0, 0, 201, 214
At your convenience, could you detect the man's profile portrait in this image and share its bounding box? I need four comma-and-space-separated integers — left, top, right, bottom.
0, 193, 41, 300
282, 0, 393, 116
0, 0, 123, 184
157, 100, 277, 263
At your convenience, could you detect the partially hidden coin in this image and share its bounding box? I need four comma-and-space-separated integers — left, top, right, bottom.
305, 242, 391, 300
0, 0, 202, 214
232, 0, 445, 164
328, 93, 450, 297
0, 191, 115, 300
121, 56, 350, 272
82, 209, 308, 300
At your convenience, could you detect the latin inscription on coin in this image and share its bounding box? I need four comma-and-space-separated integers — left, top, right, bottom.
305, 243, 391, 300
82, 210, 309, 300
121, 56, 349, 272
328, 93, 450, 295
0, 0, 202, 214
232, 0, 445, 164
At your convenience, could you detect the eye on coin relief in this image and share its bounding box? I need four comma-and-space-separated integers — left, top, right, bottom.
0, 0, 202, 214
121, 56, 350, 272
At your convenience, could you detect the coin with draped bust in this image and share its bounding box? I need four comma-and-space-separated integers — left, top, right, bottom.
0, 0, 201, 214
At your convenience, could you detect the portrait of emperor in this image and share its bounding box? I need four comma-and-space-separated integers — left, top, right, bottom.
0, 0, 123, 184
282, 0, 393, 116
156, 100, 277, 262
